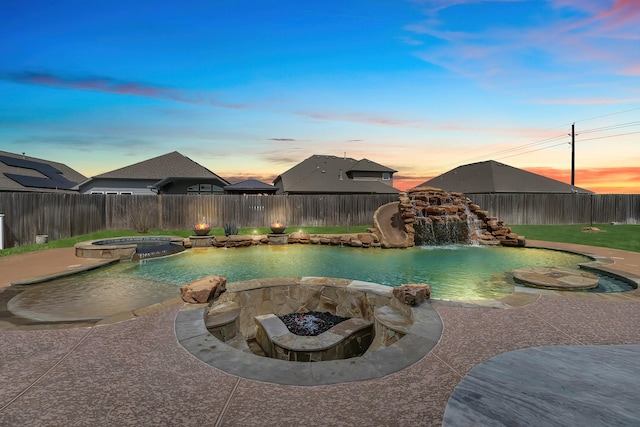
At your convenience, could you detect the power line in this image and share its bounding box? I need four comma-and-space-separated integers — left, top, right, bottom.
493, 141, 568, 161
580, 120, 640, 134
574, 106, 640, 124
577, 130, 640, 143
432, 104, 639, 168
451, 133, 567, 165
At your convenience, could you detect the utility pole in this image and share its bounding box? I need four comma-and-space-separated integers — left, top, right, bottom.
570, 123, 575, 186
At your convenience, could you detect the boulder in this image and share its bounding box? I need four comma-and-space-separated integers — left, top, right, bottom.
180, 275, 227, 304
339, 235, 351, 245
213, 236, 229, 247
392, 284, 431, 306
350, 239, 363, 247
358, 234, 373, 245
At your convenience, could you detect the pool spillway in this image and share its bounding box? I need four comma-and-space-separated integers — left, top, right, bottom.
75, 236, 186, 260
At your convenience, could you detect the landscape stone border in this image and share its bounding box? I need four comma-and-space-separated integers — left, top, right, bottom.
175, 277, 443, 386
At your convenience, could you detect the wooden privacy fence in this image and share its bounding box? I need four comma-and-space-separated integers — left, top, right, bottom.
470, 193, 640, 225
158, 194, 395, 229
1, 192, 639, 248
0, 192, 107, 248
0, 193, 397, 248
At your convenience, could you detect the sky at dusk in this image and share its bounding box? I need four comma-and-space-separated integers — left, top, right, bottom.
1, 0, 639, 193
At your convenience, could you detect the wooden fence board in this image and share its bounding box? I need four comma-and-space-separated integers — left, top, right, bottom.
1, 192, 638, 248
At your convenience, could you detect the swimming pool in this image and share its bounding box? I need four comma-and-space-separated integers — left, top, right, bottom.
9, 244, 626, 322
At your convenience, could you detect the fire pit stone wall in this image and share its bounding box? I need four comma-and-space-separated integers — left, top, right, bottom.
177, 276, 443, 385
210, 277, 412, 343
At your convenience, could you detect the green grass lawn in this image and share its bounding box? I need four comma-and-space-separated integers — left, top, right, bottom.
510, 224, 640, 253
2, 223, 638, 257
0, 225, 370, 257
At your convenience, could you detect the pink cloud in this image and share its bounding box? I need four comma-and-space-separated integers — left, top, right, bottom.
621, 65, 640, 75
559, 0, 640, 33
593, 0, 640, 28
2, 70, 246, 109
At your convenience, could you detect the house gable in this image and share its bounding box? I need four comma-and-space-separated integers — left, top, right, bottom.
76, 151, 230, 195
422, 160, 593, 194
273, 155, 398, 194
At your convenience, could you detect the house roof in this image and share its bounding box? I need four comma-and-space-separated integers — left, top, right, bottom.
224, 179, 277, 191
0, 151, 86, 193
348, 159, 397, 173
93, 151, 227, 181
274, 154, 399, 194
421, 160, 593, 194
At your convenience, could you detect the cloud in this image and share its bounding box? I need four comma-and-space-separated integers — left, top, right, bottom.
405, 0, 640, 87
259, 148, 305, 165
590, 0, 640, 29
9, 133, 158, 153
296, 109, 569, 144
1, 70, 246, 109
397, 35, 424, 46
412, 0, 525, 16
268, 138, 297, 141
621, 65, 640, 76
297, 111, 427, 128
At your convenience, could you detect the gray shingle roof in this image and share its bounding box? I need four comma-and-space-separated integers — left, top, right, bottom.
422, 160, 593, 194
349, 158, 397, 173
94, 151, 227, 182
275, 154, 399, 194
0, 150, 86, 193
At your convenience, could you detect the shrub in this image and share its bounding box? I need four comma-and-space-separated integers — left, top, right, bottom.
224, 223, 238, 236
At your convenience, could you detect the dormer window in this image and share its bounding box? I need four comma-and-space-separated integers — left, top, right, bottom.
382, 172, 391, 180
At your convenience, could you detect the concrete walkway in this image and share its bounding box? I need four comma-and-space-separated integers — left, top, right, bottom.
1, 243, 640, 426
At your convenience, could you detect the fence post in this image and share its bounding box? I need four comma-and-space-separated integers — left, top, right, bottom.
0, 213, 4, 250
157, 194, 163, 230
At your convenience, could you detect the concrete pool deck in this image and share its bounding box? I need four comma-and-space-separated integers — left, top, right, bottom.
1, 242, 640, 425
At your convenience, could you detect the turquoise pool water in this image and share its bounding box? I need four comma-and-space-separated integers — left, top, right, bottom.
127, 245, 592, 300
8, 245, 619, 322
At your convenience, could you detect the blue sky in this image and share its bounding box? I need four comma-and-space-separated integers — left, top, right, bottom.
1, 0, 639, 192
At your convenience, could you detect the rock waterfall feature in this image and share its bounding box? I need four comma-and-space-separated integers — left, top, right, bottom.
373, 186, 525, 248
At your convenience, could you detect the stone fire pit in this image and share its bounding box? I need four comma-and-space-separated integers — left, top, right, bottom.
175, 277, 443, 386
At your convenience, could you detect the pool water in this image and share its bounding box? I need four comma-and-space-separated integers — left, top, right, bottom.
7, 245, 630, 322
127, 245, 592, 298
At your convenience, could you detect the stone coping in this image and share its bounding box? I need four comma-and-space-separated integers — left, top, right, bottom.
74, 235, 185, 259
175, 277, 443, 386
256, 314, 373, 352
